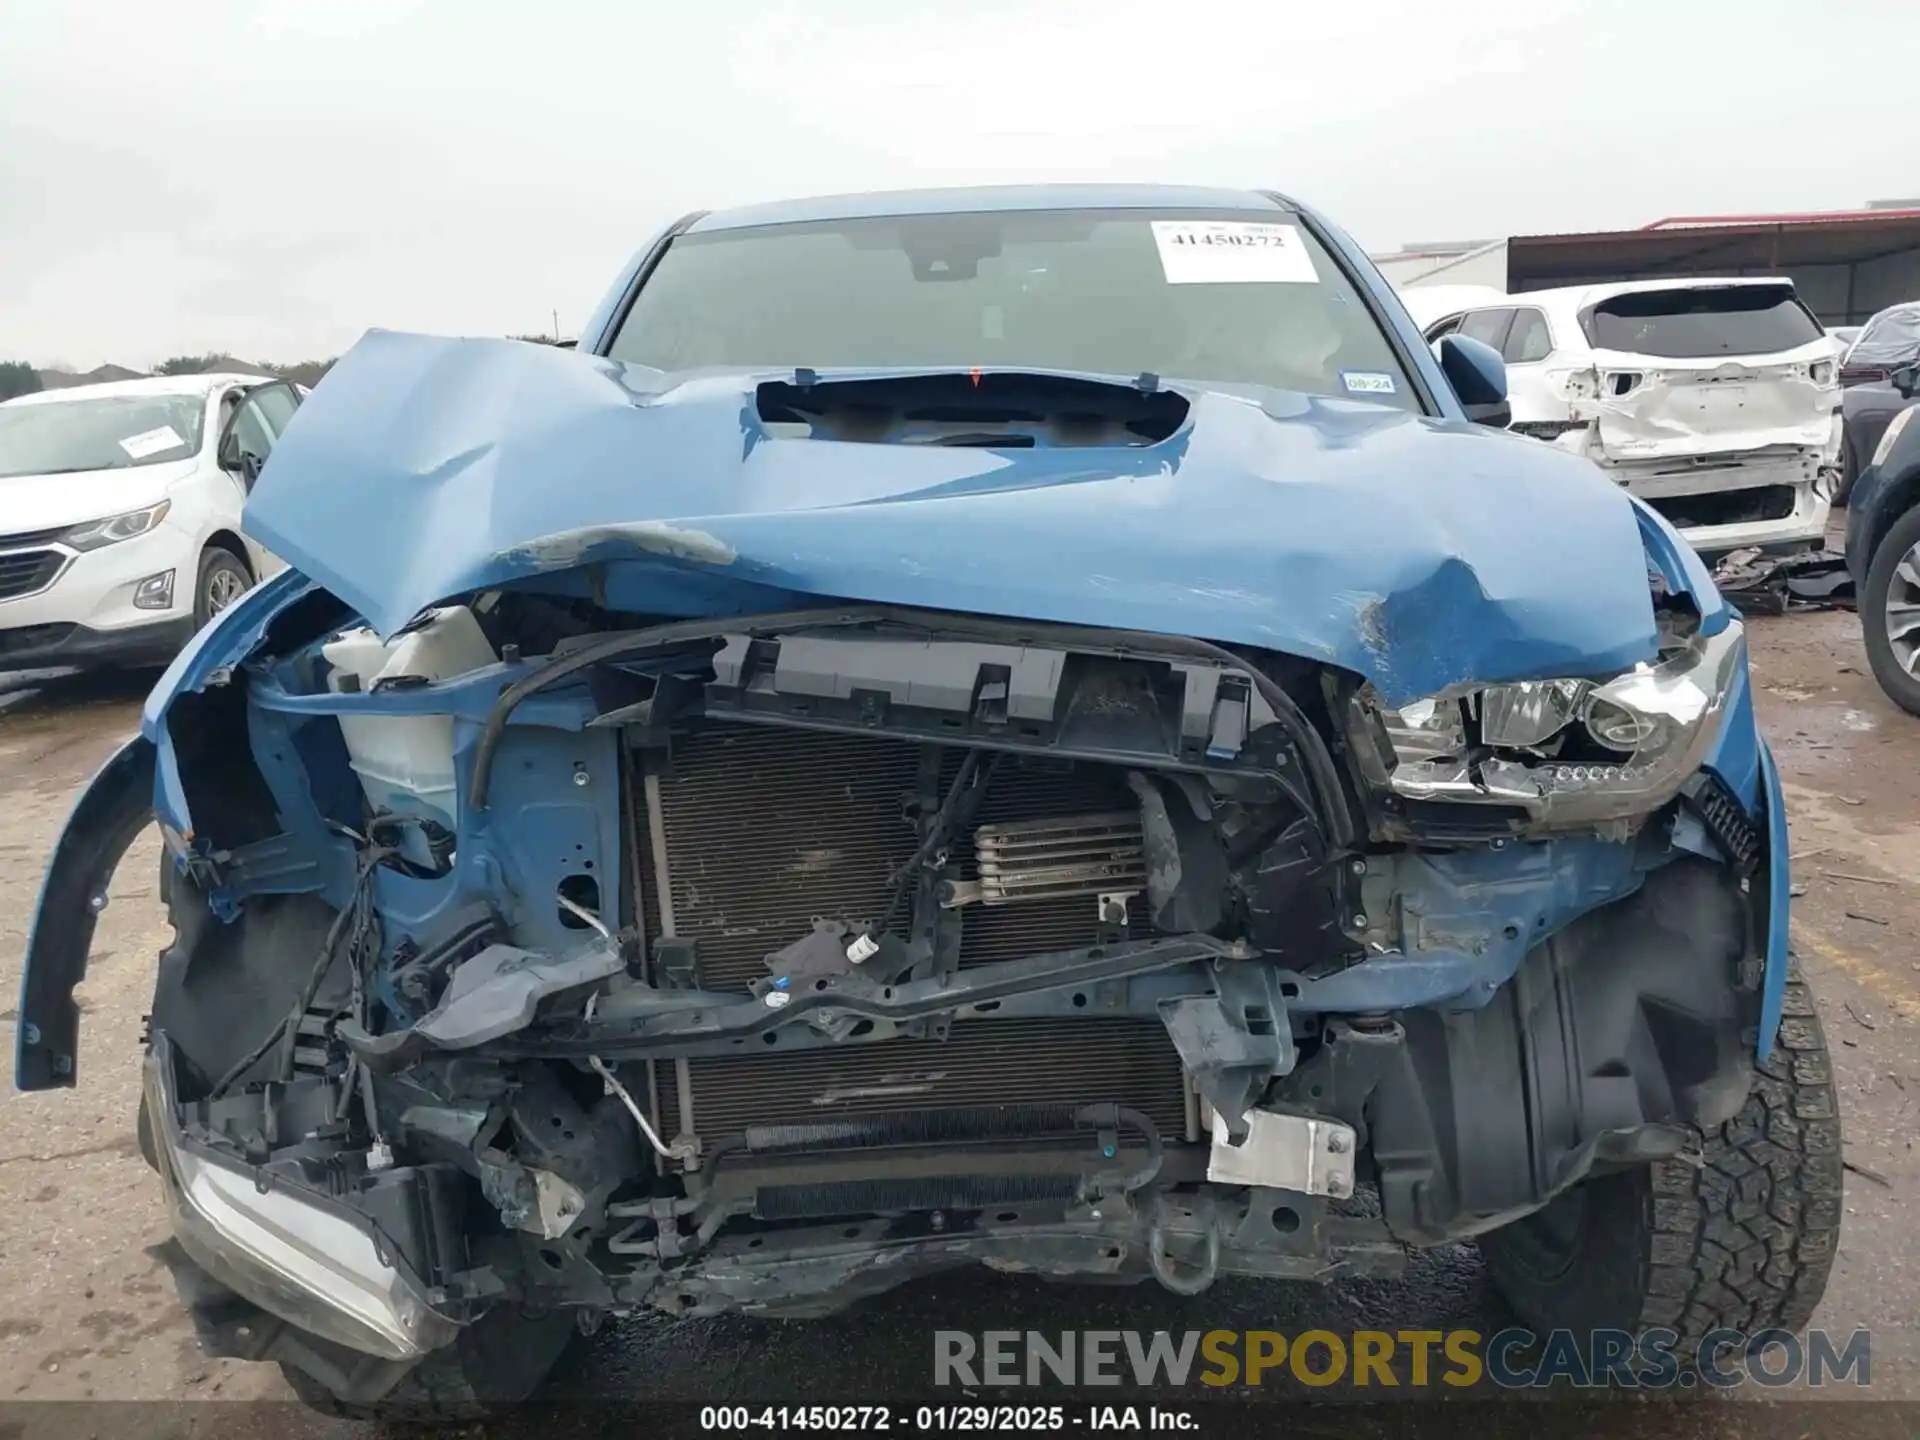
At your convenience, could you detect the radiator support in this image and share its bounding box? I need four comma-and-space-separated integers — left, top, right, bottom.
634, 725, 1195, 1154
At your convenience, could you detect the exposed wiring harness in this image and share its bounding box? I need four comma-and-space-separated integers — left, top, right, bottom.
207, 833, 388, 1105
878, 750, 999, 936
583, 990, 691, 1162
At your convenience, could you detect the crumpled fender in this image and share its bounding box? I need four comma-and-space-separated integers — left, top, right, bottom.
140, 568, 317, 837
15, 735, 156, 1091
1630, 499, 1735, 637
15, 569, 319, 1092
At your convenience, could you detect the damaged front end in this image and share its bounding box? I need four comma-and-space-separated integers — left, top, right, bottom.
15, 336, 1790, 1395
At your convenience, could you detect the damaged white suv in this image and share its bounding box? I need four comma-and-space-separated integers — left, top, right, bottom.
1421, 278, 1841, 557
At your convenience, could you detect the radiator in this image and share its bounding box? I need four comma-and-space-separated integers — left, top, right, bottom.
642, 724, 1192, 1145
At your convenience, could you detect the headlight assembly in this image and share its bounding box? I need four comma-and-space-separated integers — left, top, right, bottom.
1344, 618, 1745, 826
62, 500, 171, 551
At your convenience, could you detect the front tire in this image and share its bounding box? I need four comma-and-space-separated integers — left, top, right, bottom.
193, 546, 253, 630
1481, 971, 1841, 1355
1832, 432, 1859, 507
1861, 504, 1920, 716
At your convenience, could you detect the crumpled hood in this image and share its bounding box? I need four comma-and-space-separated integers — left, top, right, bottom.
244, 330, 1674, 706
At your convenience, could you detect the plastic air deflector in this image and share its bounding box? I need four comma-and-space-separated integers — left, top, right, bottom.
742, 1105, 1083, 1154
754, 1172, 1078, 1221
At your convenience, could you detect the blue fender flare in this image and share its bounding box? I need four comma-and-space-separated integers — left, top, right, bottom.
14, 735, 157, 1091
1756, 738, 1792, 1062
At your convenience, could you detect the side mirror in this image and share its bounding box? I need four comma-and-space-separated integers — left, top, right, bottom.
1435, 334, 1510, 427
1894, 364, 1919, 400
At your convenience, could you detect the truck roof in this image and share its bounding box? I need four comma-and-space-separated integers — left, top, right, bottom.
690, 184, 1291, 233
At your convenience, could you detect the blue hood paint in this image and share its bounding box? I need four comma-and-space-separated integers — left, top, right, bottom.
243, 330, 1675, 707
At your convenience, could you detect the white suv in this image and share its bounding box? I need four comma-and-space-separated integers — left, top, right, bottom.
0, 373, 303, 671
1412, 278, 1842, 557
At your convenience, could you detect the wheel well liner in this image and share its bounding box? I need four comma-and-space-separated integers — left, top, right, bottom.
1279, 858, 1756, 1243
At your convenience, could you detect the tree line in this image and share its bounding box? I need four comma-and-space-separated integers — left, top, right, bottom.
0, 334, 571, 404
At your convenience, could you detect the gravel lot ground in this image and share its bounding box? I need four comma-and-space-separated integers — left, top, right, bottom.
1, 604, 1915, 1432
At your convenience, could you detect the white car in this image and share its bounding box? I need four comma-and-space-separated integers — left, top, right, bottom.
1395, 283, 1511, 333
0, 373, 303, 671
1417, 278, 1841, 557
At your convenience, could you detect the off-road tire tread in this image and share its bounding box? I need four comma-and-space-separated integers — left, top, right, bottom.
1638, 974, 1842, 1341
1484, 969, 1841, 1351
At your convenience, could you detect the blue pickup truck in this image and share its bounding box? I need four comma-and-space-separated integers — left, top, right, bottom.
19, 184, 1834, 1415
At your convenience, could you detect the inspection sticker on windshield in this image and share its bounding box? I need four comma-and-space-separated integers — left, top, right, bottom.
119, 425, 185, 459
1152, 221, 1319, 285
1341, 371, 1397, 395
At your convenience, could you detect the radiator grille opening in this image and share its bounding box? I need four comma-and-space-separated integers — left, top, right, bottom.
643, 724, 1192, 1145
949, 752, 1137, 968
650, 725, 921, 994
0, 549, 65, 602
684, 1017, 1188, 1138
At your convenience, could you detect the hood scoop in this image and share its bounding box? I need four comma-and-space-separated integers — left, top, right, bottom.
755, 370, 1189, 449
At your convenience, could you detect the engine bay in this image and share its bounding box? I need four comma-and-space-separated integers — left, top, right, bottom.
107, 594, 1758, 1340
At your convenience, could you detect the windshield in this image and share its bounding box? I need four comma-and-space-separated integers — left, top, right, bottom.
608, 208, 1421, 412
1580, 285, 1822, 359
0, 394, 206, 480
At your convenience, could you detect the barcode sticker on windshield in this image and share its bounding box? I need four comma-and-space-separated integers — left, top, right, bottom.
119, 425, 185, 459
1152, 221, 1319, 285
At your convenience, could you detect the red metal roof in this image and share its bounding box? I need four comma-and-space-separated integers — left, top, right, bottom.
1642, 209, 1920, 230
1507, 211, 1920, 291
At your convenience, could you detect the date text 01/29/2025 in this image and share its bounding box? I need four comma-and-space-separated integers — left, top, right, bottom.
699, 1405, 1199, 1432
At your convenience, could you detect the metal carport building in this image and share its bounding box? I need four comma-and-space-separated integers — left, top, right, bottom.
1378, 207, 1920, 326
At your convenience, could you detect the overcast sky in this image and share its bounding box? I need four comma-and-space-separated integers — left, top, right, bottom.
1, 0, 1911, 368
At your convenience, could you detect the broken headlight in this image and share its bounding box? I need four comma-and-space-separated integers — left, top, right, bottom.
1345, 618, 1745, 826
